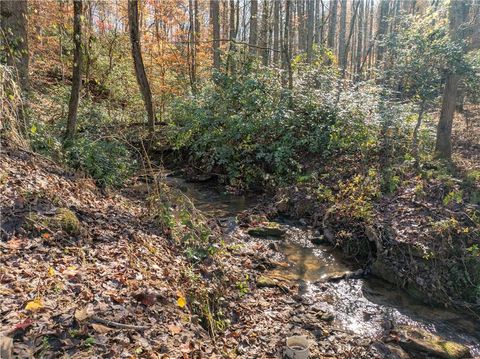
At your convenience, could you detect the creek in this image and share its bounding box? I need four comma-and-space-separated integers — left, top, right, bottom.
167, 176, 480, 356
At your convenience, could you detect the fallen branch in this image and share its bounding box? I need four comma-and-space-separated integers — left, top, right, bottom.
90, 316, 149, 331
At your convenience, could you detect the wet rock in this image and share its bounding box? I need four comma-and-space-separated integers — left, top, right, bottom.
372, 342, 411, 359
396, 326, 471, 359
319, 270, 363, 283
256, 275, 279, 288
268, 242, 279, 251
319, 312, 335, 322
247, 223, 286, 238
311, 235, 330, 245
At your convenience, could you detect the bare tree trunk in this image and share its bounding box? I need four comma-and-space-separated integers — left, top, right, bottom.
128, 0, 156, 134
327, 0, 337, 51
376, 0, 389, 69
306, 0, 315, 62
355, 0, 364, 80
210, 0, 221, 70
296, 0, 306, 53
249, 0, 258, 55
260, 0, 269, 65
338, 0, 347, 69
434, 0, 470, 160
227, 0, 237, 74
273, 0, 280, 64
1, 0, 29, 132
435, 74, 460, 160
283, 0, 293, 96
65, 0, 83, 141
188, 0, 197, 93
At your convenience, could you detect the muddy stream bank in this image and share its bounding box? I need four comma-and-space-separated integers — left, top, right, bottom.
166, 176, 480, 357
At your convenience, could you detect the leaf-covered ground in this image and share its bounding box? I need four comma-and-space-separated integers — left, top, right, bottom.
1, 147, 382, 358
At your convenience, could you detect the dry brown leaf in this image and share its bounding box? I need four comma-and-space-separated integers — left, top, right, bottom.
75, 306, 93, 321
91, 323, 113, 333
167, 324, 182, 335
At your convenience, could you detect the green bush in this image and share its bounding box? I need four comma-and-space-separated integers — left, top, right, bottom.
166, 67, 378, 190
65, 137, 136, 188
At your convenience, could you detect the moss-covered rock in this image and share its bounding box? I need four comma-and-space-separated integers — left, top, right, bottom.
397, 326, 470, 359
256, 275, 280, 288
53, 208, 81, 235
248, 223, 286, 238
24, 208, 81, 236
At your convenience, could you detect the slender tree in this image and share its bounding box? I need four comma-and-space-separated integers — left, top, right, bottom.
434, 0, 470, 159
210, 0, 221, 70
273, 0, 281, 64
249, 0, 258, 55
128, 0, 156, 134
227, 0, 237, 74
260, 0, 269, 64
306, 0, 315, 62
338, 0, 347, 69
327, 0, 338, 51
65, 0, 83, 141
283, 0, 293, 95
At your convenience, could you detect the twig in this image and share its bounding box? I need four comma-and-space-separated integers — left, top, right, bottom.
90, 315, 149, 331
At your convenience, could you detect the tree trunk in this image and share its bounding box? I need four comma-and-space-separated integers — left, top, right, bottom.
210, 0, 221, 70
327, 0, 337, 51
355, 0, 364, 80
306, 0, 314, 62
338, 0, 347, 69
65, 0, 83, 141
249, 0, 258, 55
435, 74, 459, 160
260, 0, 269, 65
188, 0, 197, 93
227, 0, 237, 74
273, 0, 280, 65
296, 0, 306, 53
1, 0, 29, 132
283, 0, 293, 96
128, 0, 156, 134
376, 0, 389, 68
434, 0, 470, 160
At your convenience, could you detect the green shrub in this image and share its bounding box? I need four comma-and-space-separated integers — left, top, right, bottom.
166, 68, 378, 190
65, 137, 136, 188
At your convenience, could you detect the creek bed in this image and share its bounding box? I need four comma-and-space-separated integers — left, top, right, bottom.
168, 176, 480, 356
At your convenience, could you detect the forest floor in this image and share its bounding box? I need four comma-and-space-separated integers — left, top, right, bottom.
0, 146, 382, 358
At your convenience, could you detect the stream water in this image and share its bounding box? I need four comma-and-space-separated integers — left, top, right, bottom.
168, 176, 480, 356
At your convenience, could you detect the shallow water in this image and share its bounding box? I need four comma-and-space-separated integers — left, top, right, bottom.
168, 176, 480, 355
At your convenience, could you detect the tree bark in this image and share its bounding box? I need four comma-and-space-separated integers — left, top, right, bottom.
260, 0, 269, 65
249, 0, 258, 55
376, 0, 389, 68
227, 0, 237, 74
273, 0, 280, 65
188, 0, 197, 93
210, 0, 221, 70
355, 0, 364, 80
306, 0, 315, 62
338, 0, 347, 69
128, 0, 156, 134
327, 0, 338, 51
283, 0, 293, 96
434, 0, 470, 160
65, 0, 83, 141
1, 0, 29, 132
